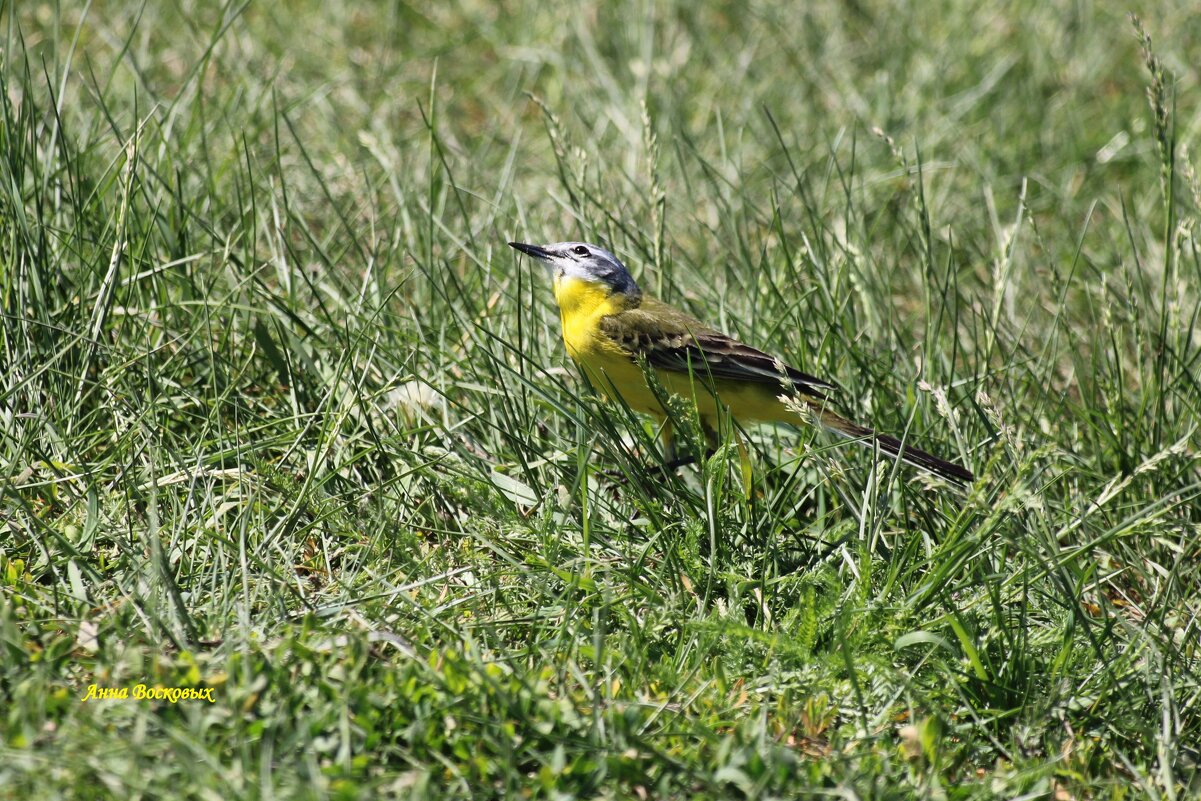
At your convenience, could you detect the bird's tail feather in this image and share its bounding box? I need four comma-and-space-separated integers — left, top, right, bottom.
814, 407, 974, 485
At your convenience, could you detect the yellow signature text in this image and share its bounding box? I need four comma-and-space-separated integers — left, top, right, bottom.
80, 684, 215, 703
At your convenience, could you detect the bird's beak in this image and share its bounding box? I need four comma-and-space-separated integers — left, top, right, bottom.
508, 242, 553, 261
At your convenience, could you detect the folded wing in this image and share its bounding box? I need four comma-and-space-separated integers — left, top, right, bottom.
599, 301, 838, 401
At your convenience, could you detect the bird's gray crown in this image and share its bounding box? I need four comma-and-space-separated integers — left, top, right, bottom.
509, 240, 641, 299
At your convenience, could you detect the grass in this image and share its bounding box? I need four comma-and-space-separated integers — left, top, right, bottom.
1, 0, 1199, 797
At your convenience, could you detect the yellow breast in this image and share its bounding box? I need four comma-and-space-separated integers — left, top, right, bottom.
554, 277, 621, 359
553, 277, 661, 414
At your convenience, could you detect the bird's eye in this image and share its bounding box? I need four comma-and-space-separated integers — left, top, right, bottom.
573, 246, 590, 256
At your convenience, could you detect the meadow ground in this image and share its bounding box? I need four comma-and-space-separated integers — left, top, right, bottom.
1, 1, 1199, 798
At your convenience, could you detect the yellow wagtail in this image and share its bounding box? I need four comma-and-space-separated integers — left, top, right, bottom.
509, 240, 973, 484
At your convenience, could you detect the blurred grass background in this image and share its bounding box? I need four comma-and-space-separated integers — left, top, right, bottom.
2, 0, 1199, 798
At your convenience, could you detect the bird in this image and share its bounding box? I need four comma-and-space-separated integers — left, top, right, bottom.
509, 240, 974, 485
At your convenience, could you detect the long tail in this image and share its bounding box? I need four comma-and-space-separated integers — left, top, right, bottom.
814, 407, 974, 485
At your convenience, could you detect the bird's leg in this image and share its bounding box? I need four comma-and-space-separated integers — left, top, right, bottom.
664, 454, 698, 471
598, 418, 694, 486
660, 418, 677, 461
660, 418, 697, 471
701, 421, 721, 459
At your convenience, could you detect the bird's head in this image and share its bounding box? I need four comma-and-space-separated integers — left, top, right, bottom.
509, 241, 641, 306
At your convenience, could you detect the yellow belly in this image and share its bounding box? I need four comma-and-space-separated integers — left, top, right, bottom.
577, 347, 793, 427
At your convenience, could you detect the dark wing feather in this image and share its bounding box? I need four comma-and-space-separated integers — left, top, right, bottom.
598, 303, 838, 400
